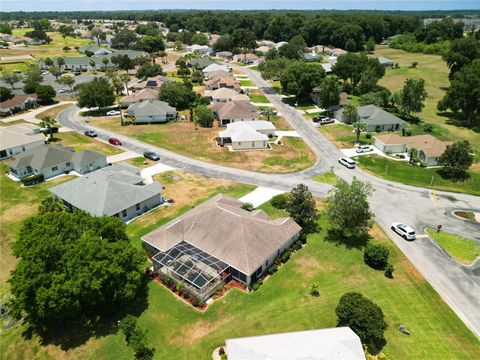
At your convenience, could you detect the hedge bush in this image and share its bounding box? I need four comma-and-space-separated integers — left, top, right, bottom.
364, 243, 389, 270
21, 173, 44, 186
270, 193, 288, 209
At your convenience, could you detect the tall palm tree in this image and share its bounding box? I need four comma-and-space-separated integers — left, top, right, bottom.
343, 104, 358, 123
89, 59, 96, 74
40, 116, 56, 141
352, 120, 367, 144
261, 108, 276, 122
107, 71, 126, 127
408, 147, 417, 165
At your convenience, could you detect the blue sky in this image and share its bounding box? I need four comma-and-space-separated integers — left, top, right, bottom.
1, 1, 479, 12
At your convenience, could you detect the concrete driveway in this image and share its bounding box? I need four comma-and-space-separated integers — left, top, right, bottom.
239, 187, 285, 207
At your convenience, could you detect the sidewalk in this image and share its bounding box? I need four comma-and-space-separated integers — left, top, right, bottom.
239, 186, 285, 207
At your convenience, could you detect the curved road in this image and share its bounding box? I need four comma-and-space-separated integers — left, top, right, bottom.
58, 67, 480, 339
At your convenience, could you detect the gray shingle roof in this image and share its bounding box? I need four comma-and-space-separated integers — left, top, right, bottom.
49, 163, 163, 217
336, 105, 407, 126
127, 99, 176, 117
9, 144, 74, 170
142, 194, 301, 275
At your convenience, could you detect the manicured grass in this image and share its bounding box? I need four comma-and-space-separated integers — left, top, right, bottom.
34, 103, 73, 121
357, 155, 480, 195
248, 94, 269, 103
4, 202, 479, 359
374, 46, 480, 162
256, 201, 289, 219
312, 171, 340, 185
453, 211, 478, 223
88, 118, 315, 173
282, 97, 316, 110
49, 132, 123, 156
239, 79, 254, 86
426, 229, 480, 265
317, 124, 373, 148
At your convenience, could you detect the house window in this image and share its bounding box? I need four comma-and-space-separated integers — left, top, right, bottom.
252, 142, 255, 147
122, 209, 127, 218
135, 203, 141, 211
51, 166, 58, 171
21, 146, 25, 151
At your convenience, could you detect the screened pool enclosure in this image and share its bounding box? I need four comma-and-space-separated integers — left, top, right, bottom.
152, 241, 231, 300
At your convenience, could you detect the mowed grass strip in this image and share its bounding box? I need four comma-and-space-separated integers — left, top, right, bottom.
89, 118, 315, 173
34, 103, 73, 121
426, 228, 480, 265
312, 171, 339, 185
357, 155, 480, 196
50, 131, 123, 156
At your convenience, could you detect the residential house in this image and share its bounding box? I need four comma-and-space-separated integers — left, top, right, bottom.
210, 101, 259, 126
331, 48, 348, 57
142, 194, 301, 300
304, 53, 320, 62
311, 45, 333, 55
25, 39, 46, 46
205, 74, 240, 92
49, 163, 163, 222
0, 94, 38, 116
225, 327, 366, 360
0, 123, 45, 160
311, 89, 348, 110
132, 76, 174, 91
255, 46, 271, 54
215, 51, 233, 60
376, 56, 395, 67
203, 63, 231, 76
189, 57, 216, 70
8, 144, 107, 180
327, 56, 338, 65
186, 44, 213, 55
373, 133, 453, 166
320, 63, 333, 75
217, 120, 275, 150
120, 88, 159, 107
233, 53, 261, 64
79, 44, 112, 56
204, 88, 250, 103
257, 40, 275, 48
127, 99, 177, 124
274, 41, 288, 49
335, 104, 407, 132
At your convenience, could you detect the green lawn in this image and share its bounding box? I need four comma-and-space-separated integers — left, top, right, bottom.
239, 79, 254, 86
2, 194, 480, 359
282, 97, 316, 110
426, 229, 480, 265
375, 46, 480, 162
357, 155, 480, 195
248, 94, 270, 103
317, 123, 373, 148
312, 172, 340, 185
49, 132, 123, 156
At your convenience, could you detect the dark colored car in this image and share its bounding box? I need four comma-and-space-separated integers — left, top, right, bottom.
143, 151, 160, 161
108, 137, 122, 146
40, 126, 59, 134
84, 130, 97, 138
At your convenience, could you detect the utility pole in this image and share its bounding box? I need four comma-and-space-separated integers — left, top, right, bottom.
430, 176, 434, 186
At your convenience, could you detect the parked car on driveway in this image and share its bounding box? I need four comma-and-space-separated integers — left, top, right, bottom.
108, 137, 122, 146
84, 130, 97, 138
391, 223, 416, 240
313, 115, 334, 125
106, 110, 121, 116
58, 88, 68, 93
143, 152, 160, 161
356, 145, 373, 153
339, 157, 356, 169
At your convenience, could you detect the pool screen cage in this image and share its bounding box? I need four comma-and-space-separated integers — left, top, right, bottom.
152, 241, 230, 300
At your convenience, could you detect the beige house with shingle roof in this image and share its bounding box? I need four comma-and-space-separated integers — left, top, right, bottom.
373, 134, 453, 166
0, 123, 45, 160
210, 101, 259, 126
142, 194, 301, 300
120, 88, 159, 106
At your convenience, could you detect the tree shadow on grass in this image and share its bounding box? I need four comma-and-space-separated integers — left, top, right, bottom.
436, 111, 480, 133
437, 168, 471, 182
325, 228, 370, 249
21, 276, 150, 351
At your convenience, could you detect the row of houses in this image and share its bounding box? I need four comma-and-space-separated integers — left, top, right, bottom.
0, 94, 38, 116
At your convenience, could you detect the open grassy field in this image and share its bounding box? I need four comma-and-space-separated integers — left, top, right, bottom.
88, 118, 315, 173
357, 155, 480, 195
49, 132, 123, 156
1, 30, 91, 71
374, 46, 480, 160
426, 228, 480, 265
248, 91, 270, 104
2, 196, 479, 359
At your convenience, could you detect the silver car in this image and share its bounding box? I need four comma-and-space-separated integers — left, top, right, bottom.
339, 157, 356, 169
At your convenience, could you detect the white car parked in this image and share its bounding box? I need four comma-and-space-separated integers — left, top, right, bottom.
356, 145, 373, 153
106, 110, 121, 116
58, 88, 68, 93
339, 157, 356, 169
391, 223, 416, 240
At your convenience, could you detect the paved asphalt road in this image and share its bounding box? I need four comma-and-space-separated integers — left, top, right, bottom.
58, 66, 480, 339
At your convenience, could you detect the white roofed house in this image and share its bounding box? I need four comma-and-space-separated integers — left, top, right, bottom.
186, 44, 214, 56
0, 123, 45, 160
202, 63, 231, 76
127, 99, 177, 124
49, 163, 164, 222
217, 121, 276, 151
204, 88, 250, 103
225, 327, 366, 360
